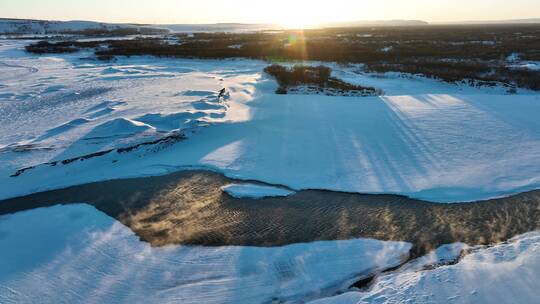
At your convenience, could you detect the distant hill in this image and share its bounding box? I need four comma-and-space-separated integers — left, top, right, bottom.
324, 20, 429, 28
0, 18, 167, 35
158, 23, 279, 33
443, 18, 540, 25
158, 19, 540, 32
0, 18, 279, 34
0, 18, 122, 34
2, 19, 431, 35
2, 17, 539, 35
160, 20, 431, 32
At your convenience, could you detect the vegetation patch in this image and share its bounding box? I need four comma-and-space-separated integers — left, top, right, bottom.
264, 64, 382, 96
365, 60, 540, 91
24, 25, 540, 90
25, 41, 80, 54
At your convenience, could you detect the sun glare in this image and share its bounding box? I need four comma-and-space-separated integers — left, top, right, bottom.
274, 4, 325, 29
281, 17, 320, 29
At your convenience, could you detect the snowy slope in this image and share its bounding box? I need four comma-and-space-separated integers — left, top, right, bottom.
310, 231, 540, 304
0, 18, 131, 34
0, 204, 411, 304
0, 39, 539, 202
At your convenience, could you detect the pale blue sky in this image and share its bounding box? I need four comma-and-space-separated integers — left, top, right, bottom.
1, 0, 539, 25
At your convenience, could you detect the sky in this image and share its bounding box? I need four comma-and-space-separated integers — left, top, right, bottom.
1, 0, 539, 27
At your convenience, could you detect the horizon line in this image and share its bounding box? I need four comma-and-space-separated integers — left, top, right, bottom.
1, 16, 540, 27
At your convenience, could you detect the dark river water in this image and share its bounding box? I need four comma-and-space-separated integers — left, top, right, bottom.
1, 170, 539, 257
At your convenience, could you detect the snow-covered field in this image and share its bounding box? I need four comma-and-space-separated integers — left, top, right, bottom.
0, 39, 539, 202
0, 204, 411, 303
1, 204, 539, 304
1, 37, 540, 303
311, 232, 540, 304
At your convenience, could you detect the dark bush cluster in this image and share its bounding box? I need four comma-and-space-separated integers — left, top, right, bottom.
264, 64, 379, 94
25, 41, 79, 54
264, 64, 331, 87
62, 27, 169, 37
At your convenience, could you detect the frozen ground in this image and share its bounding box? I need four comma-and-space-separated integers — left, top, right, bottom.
1, 37, 540, 303
310, 231, 540, 304
0, 204, 410, 304
221, 183, 296, 199
1, 39, 539, 202
1, 203, 538, 304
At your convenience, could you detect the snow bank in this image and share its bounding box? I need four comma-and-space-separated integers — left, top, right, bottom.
311, 231, 540, 304
136, 112, 205, 132
221, 183, 295, 199
83, 118, 155, 139
40, 118, 159, 160
181, 90, 216, 97
36, 118, 91, 141
0, 204, 411, 304
509, 62, 540, 71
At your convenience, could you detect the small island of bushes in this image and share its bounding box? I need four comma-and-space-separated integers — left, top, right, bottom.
264, 64, 382, 96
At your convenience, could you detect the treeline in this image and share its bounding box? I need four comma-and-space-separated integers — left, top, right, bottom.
24, 24, 540, 90
25, 41, 80, 54
26, 26, 540, 62
59, 27, 169, 37
25, 39, 125, 54
366, 60, 540, 91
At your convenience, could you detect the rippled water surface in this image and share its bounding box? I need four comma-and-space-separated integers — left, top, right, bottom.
1, 170, 539, 256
